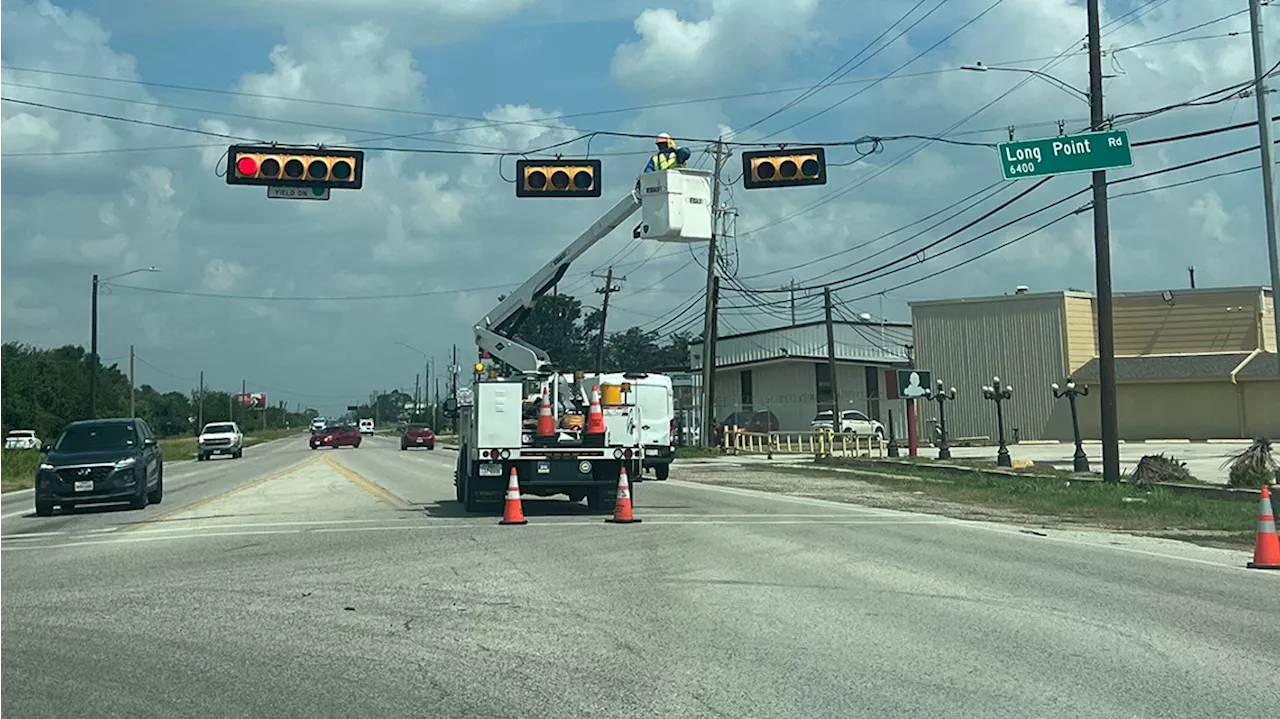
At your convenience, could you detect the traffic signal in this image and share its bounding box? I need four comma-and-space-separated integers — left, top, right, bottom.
225, 145, 365, 189
740, 147, 827, 190
515, 159, 601, 198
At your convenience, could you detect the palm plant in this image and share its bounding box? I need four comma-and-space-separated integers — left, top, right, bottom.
1222, 437, 1279, 489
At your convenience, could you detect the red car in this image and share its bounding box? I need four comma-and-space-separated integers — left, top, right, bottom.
401, 424, 435, 451
310, 424, 362, 450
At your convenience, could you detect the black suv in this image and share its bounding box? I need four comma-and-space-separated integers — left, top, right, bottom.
34, 418, 165, 516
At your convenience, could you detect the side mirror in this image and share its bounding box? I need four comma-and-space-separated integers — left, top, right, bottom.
442, 397, 459, 419
143, 438, 157, 447
40, 445, 51, 454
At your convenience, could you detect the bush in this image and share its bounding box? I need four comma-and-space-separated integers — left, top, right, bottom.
1223, 438, 1279, 489
1129, 453, 1195, 488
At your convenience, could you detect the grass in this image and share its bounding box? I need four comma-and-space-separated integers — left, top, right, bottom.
675, 446, 721, 459
751, 459, 1260, 549
0, 428, 305, 493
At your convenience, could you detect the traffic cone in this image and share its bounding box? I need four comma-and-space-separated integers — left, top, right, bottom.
585, 385, 606, 436
1246, 484, 1280, 570
500, 468, 527, 525
605, 465, 641, 524
535, 389, 556, 440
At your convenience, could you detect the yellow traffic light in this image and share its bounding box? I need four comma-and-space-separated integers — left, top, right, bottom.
515, 159, 602, 198
225, 145, 365, 189
740, 147, 827, 190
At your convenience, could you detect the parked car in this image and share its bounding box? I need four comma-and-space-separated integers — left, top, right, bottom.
4, 429, 42, 450
197, 421, 244, 461
400, 424, 435, 450
34, 418, 164, 516
310, 424, 362, 449
721, 410, 780, 435
810, 409, 885, 438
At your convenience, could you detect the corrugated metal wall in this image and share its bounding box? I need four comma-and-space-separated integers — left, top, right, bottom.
708, 360, 892, 432
912, 294, 1068, 441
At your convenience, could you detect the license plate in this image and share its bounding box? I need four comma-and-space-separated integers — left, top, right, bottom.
645, 449, 658, 456
537, 461, 550, 474
479, 463, 503, 477
74, 480, 94, 492
416, 438, 423, 443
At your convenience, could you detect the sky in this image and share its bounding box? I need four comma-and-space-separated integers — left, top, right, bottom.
2, 0, 1277, 415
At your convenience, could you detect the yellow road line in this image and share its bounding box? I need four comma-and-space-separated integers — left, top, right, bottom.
128, 454, 324, 532
323, 453, 415, 510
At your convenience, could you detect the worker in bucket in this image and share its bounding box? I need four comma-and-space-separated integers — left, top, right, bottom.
634, 133, 693, 237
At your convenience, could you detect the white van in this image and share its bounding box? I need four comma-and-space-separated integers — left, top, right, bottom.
359, 418, 375, 435
592, 371, 674, 481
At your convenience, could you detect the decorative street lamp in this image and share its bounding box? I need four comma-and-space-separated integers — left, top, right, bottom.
1052, 377, 1091, 472
924, 379, 957, 460
981, 376, 1014, 468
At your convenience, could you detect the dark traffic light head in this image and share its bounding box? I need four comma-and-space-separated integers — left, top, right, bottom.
515, 159, 602, 198
225, 145, 365, 189
740, 147, 827, 190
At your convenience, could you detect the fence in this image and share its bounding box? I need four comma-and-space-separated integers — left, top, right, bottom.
721, 427, 887, 460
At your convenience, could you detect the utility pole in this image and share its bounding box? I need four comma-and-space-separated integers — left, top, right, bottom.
593, 266, 625, 373
823, 287, 840, 415
1087, 0, 1121, 484
789, 279, 797, 326
1188, 265, 1196, 289
241, 379, 247, 428
1248, 0, 1280, 365
89, 274, 99, 418
435, 377, 440, 429
197, 370, 204, 432
414, 373, 421, 421
700, 139, 728, 448
129, 344, 136, 418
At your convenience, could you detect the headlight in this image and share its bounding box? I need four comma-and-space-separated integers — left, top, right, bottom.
114, 457, 137, 469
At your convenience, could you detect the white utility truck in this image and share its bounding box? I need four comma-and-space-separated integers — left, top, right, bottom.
444, 168, 712, 513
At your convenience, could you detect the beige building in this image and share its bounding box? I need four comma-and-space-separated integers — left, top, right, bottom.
910, 285, 1277, 441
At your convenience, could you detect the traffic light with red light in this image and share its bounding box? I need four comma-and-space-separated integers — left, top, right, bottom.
740, 147, 827, 190
515, 159, 601, 198
225, 145, 365, 189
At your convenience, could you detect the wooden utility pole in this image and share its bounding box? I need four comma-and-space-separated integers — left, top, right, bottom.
414, 373, 421, 421
197, 370, 204, 431
700, 139, 728, 448
593, 266, 625, 373
823, 287, 840, 416
789, 279, 797, 326
241, 379, 247, 427
129, 344, 136, 418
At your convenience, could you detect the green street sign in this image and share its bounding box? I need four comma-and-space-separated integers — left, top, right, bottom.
999, 130, 1133, 180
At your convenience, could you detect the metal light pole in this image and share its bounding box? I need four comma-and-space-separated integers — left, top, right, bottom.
89, 266, 159, 418
924, 380, 957, 460
982, 376, 1014, 468
959, 63, 1093, 105
1052, 377, 1091, 473
1247, 0, 1280, 375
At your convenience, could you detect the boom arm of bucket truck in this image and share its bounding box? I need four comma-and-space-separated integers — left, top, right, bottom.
473, 190, 642, 376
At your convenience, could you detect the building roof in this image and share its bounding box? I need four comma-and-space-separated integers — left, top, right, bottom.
689, 320, 912, 370
909, 284, 1272, 308
1071, 352, 1272, 382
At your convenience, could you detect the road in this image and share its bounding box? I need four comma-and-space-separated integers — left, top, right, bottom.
3, 435, 1275, 718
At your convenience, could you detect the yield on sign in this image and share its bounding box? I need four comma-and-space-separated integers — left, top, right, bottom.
267, 186, 330, 201
998, 130, 1133, 180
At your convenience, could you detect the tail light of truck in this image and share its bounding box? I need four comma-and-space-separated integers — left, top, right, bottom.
670, 419, 675, 446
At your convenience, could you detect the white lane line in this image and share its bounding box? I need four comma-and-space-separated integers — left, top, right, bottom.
666, 478, 1270, 575
1, 528, 306, 550
2, 531, 66, 540
85, 527, 121, 533
130, 518, 389, 535
664, 479, 936, 519
1, 509, 32, 520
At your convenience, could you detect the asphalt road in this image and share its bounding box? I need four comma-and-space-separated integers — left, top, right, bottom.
3, 435, 1276, 718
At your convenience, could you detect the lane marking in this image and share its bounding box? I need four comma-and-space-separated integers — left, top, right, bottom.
131, 518, 388, 535
2, 508, 32, 520
667, 478, 1272, 576
1, 531, 66, 540
126, 454, 324, 533
323, 453, 416, 510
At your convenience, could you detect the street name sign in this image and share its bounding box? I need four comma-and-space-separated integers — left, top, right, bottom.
267, 186, 331, 201
998, 130, 1132, 180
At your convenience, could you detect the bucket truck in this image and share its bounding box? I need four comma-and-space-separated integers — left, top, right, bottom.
444, 168, 713, 513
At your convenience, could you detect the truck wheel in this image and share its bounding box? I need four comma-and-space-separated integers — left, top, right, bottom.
234, 449, 243, 459
654, 464, 670, 481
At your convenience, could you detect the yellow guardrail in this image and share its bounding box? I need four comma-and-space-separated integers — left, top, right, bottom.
721, 426, 885, 459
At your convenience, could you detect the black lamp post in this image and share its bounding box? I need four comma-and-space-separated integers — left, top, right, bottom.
981, 376, 1014, 468
1052, 377, 1090, 472
924, 380, 957, 460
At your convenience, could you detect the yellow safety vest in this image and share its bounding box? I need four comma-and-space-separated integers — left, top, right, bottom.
651, 151, 684, 170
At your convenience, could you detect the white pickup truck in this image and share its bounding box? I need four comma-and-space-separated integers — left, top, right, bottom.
198, 421, 244, 461
4, 430, 42, 450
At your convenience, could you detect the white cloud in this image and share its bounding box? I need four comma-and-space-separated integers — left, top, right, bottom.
203, 260, 251, 291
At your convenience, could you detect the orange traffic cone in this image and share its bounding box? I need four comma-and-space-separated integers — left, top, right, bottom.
1246, 484, 1279, 570
535, 389, 556, 440
500, 468, 527, 525
585, 385, 606, 436
605, 465, 641, 524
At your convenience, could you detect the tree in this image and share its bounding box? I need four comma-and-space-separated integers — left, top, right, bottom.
509, 294, 593, 371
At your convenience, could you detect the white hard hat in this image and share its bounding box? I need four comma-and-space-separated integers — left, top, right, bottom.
656, 132, 672, 143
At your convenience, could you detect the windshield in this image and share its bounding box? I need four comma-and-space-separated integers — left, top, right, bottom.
7, 431, 34, 437
202, 424, 237, 434
407, 425, 431, 432
55, 424, 137, 452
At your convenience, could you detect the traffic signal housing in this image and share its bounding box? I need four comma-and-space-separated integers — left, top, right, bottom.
515, 159, 601, 198
740, 147, 827, 190
225, 145, 365, 189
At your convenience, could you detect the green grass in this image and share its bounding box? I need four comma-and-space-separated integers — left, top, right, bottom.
760, 459, 1259, 549
675, 446, 721, 459
0, 428, 305, 492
